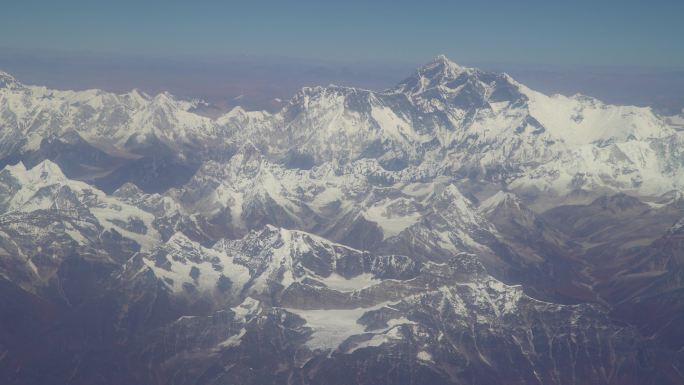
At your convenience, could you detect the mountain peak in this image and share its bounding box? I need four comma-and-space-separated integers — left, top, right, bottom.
26, 160, 69, 183
421, 54, 466, 75
123, 88, 150, 105
1, 159, 68, 183
0, 70, 22, 89
478, 191, 522, 214
392, 55, 470, 96
429, 54, 461, 67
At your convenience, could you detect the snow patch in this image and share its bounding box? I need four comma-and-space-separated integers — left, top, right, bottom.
417, 351, 433, 362
285, 302, 394, 351
321, 273, 380, 292
363, 198, 421, 240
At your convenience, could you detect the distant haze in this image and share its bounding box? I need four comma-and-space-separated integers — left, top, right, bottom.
1, 49, 683, 114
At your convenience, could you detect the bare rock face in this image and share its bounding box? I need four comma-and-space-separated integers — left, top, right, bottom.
1, 57, 684, 384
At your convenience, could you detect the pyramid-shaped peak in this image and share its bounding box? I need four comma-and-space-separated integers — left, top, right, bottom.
392, 55, 472, 95
431, 54, 459, 65
421, 54, 466, 73
27, 159, 69, 181
478, 191, 522, 213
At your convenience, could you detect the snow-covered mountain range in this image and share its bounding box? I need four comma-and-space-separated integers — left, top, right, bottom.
2, 55, 682, 200
0, 57, 683, 385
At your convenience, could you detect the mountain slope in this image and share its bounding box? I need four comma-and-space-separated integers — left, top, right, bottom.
1, 57, 683, 385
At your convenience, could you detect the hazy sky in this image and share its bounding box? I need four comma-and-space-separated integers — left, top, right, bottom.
1, 0, 683, 112
2, 0, 683, 67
